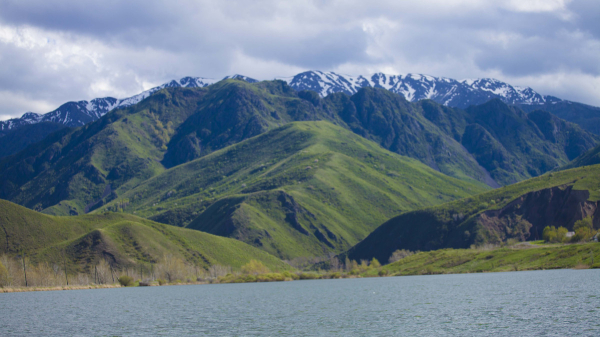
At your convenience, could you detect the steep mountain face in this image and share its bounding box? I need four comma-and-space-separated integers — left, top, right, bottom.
0, 87, 210, 214
324, 88, 494, 186
162, 80, 330, 168
99, 121, 486, 259
0, 122, 68, 158
280, 70, 561, 108
345, 164, 600, 264
518, 101, 600, 136
459, 100, 597, 184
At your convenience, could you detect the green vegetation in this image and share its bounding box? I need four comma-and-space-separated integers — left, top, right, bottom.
542, 217, 599, 243
117, 275, 134, 287
542, 226, 569, 243
0, 260, 8, 287
103, 121, 485, 259
0, 199, 289, 276
2, 80, 595, 221
346, 164, 600, 263
240, 260, 271, 275
518, 100, 600, 136
1, 79, 599, 290
375, 243, 600, 276
217, 242, 600, 283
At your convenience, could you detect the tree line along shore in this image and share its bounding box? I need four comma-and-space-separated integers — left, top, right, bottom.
1, 241, 598, 293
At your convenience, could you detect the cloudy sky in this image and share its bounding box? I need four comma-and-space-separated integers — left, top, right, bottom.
0, 0, 599, 120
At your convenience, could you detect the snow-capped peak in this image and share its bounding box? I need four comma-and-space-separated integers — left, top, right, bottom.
1, 71, 563, 133
279, 70, 560, 108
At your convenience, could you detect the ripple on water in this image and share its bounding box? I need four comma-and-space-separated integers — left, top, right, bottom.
0, 269, 599, 336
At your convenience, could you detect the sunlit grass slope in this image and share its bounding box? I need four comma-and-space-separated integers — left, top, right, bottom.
0, 199, 289, 273
100, 121, 487, 259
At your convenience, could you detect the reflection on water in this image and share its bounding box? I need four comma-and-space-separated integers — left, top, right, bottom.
1, 269, 599, 336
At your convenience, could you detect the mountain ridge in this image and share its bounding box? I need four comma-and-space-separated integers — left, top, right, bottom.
0, 80, 595, 218
0, 70, 574, 134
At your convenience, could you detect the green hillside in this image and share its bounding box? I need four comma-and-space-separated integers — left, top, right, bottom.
0, 199, 289, 273
0, 80, 595, 219
98, 121, 487, 259
374, 243, 600, 276
346, 164, 600, 264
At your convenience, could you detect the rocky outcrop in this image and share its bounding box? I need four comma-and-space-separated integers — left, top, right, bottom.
475, 185, 599, 243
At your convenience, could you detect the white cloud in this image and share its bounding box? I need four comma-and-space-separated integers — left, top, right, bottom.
0, 0, 599, 119
503, 0, 571, 14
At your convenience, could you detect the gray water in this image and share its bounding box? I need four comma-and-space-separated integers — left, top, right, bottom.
1, 269, 599, 336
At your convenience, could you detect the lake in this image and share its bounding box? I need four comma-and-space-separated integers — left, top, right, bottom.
1, 269, 599, 336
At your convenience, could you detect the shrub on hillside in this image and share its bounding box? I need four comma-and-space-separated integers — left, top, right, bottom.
0, 261, 8, 287
388, 249, 415, 263
574, 216, 593, 231
241, 260, 270, 275
543, 226, 569, 243
543, 226, 557, 242
557, 227, 569, 243
370, 258, 381, 268
572, 227, 595, 242
118, 275, 135, 287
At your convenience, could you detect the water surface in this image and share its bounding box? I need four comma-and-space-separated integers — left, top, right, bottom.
1, 269, 599, 336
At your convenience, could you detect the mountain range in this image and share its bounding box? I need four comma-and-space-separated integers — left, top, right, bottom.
1, 69, 600, 270
2, 70, 591, 134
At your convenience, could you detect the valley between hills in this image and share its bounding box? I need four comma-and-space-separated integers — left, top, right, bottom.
0, 77, 599, 289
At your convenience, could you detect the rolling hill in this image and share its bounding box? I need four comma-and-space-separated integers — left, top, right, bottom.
345, 164, 600, 264
0, 199, 289, 273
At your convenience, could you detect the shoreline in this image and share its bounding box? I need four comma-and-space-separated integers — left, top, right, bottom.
0, 284, 123, 293
2, 265, 597, 294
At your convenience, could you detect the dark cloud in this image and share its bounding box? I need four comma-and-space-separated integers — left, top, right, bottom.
0, 0, 176, 37
0, 0, 599, 119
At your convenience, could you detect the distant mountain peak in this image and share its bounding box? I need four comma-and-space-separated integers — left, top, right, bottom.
0, 70, 564, 133
277, 70, 560, 108
223, 74, 258, 83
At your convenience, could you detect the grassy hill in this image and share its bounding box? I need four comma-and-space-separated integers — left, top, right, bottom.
345, 164, 600, 264
370, 243, 600, 276
98, 121, 487, 259
0, 199, 289, 273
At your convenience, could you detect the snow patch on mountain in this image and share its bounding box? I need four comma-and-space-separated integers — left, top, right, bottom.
279, 71, 562, 109
0, 76, 221, 131
1, 70, 564, 133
